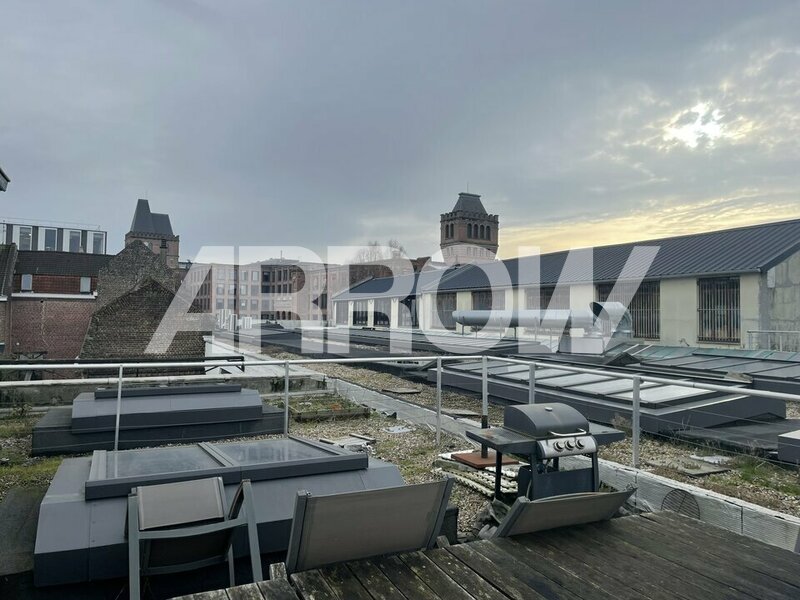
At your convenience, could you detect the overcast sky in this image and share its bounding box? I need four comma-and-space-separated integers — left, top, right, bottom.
2, 1, 799, 262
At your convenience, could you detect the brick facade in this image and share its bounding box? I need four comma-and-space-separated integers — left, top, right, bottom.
10, 297, 96, 358
12, 274, 98, 295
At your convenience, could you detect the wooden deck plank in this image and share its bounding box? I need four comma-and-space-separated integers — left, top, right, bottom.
554, 523, 749, 600
600, 516, 795, 600
346, 560, 407, 600
426, 548, 511, 600
642, 511, 800, 587
508, 534, 647, 600
447, 542, 549, 600
372, 555, 439, 600
290, 570, 341, 600
226, 583, 264, 600
493, 537, 616, 600
397, 551, 474, 600
469, 540, 580, 600
256, 579, 301, 600
573, 522, 754, 600
318, 564, 373, 600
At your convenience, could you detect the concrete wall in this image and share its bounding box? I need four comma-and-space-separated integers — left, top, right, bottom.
659, 277, 697, 346
765, 249, 800, 330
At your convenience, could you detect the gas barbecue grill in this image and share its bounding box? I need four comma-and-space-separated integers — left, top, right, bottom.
467, 403, 622, 500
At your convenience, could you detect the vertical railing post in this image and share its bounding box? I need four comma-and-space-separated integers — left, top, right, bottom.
435, 357, 442, 446
528, 362, 536, 405
284, 361, 290, 435
113, 364, 124, 478
481, 355, 489, 459
632, 375, 641, 469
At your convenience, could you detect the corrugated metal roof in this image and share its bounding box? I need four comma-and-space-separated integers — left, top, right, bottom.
333, 267, 467, 301
15, 251, 112, 277
432, 218, 800, 291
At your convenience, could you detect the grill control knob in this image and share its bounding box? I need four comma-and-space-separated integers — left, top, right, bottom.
564, 440, 575, 450
553, 441, 564, 452
576, 438, 585, 449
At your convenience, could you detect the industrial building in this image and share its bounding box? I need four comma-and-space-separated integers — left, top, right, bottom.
333, 217, 800, 349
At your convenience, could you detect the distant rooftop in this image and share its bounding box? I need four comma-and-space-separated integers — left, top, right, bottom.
450, 192, 487, 214
15, 250, 112, 277
129, 199, 176, 237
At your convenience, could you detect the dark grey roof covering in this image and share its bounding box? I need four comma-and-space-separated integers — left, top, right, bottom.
0, 165, 9, 191
333, 267, 466, 301
451, 193, 487, 214
15, 250, 112, 277
433, 218, 800, 291
129, 199, 176, 237
0, 244, 18, 295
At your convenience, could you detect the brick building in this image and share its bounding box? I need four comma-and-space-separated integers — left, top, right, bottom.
125, 199, 180, 269
440, 192, 499, 264
8, 251, 112, 358
81, 240, 207, 361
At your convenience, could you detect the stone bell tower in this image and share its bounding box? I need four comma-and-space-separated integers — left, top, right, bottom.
440, 192, 499, 264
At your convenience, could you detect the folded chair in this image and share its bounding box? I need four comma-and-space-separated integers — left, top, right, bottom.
127, 477, 263, 600
279, 478, 454, 574
492, 489, 635, 538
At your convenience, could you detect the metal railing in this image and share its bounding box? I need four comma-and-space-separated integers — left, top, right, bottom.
746, 330, 800, 352
2, 353, 800, 470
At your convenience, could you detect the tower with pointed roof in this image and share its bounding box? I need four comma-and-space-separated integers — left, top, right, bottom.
440, 192, 499, 264
125, 199, 180, 269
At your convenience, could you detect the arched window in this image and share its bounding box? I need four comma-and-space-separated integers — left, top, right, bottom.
486, 226, 490, 241
478, 225, 484, 239
467, 224, 473, 238
449, 223, 454, 238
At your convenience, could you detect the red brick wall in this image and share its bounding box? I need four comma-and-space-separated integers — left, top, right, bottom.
10, 297, 96, 359
12, 274, 98, 295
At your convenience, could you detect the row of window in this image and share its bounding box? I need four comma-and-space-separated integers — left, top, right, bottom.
335, 276, 742, 343
12, 225, 105, 254
442, 222, 493, 240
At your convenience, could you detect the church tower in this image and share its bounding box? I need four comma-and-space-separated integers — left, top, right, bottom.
440, 192, 499, 264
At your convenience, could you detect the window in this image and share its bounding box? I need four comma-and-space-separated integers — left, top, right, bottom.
18, 226, 33, 251
240, 285, 247, 296
227, 299, 236, 309
398, 297, 418, 327
352, 300, 369, 326
263, 271, 270, 282
250, 284, 259, 296
43, 228, 57, 251
241, 271, 247, 281
91, 232, 105, 254
216, 299, 224, 309
467, 224, 473, 238
68, 230, 82, 252
486, 226, 491, 241
21, 274, 33, 291
216, 284, 224, 295
251, 271, 258, 282
526, 286, 570, 310
472, 289, 506, 311
434, 292, 457, 329
698, 277, 740, 343
374, 298, 391, 327
479, 225, 485, 239
240, 299, 247, 309
597, 280, 660, 339
80, 277, 91, 293
335, 301, 348, 325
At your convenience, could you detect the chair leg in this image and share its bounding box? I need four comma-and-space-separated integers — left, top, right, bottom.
228, 547, 236, 587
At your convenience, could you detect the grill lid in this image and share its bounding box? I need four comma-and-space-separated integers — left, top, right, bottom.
503, 403, 590, 438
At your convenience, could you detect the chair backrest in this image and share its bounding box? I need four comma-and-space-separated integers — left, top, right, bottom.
285, 478, 453, 573
136, 477, 227, 531
493, 489, 634, 538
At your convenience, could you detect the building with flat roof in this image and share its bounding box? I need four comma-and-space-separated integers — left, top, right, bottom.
1, 219, 107, 254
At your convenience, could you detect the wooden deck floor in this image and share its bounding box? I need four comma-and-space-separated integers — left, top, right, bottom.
181, 511, 800, 600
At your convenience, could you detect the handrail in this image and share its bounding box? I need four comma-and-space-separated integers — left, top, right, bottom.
1, 353, 799, 403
